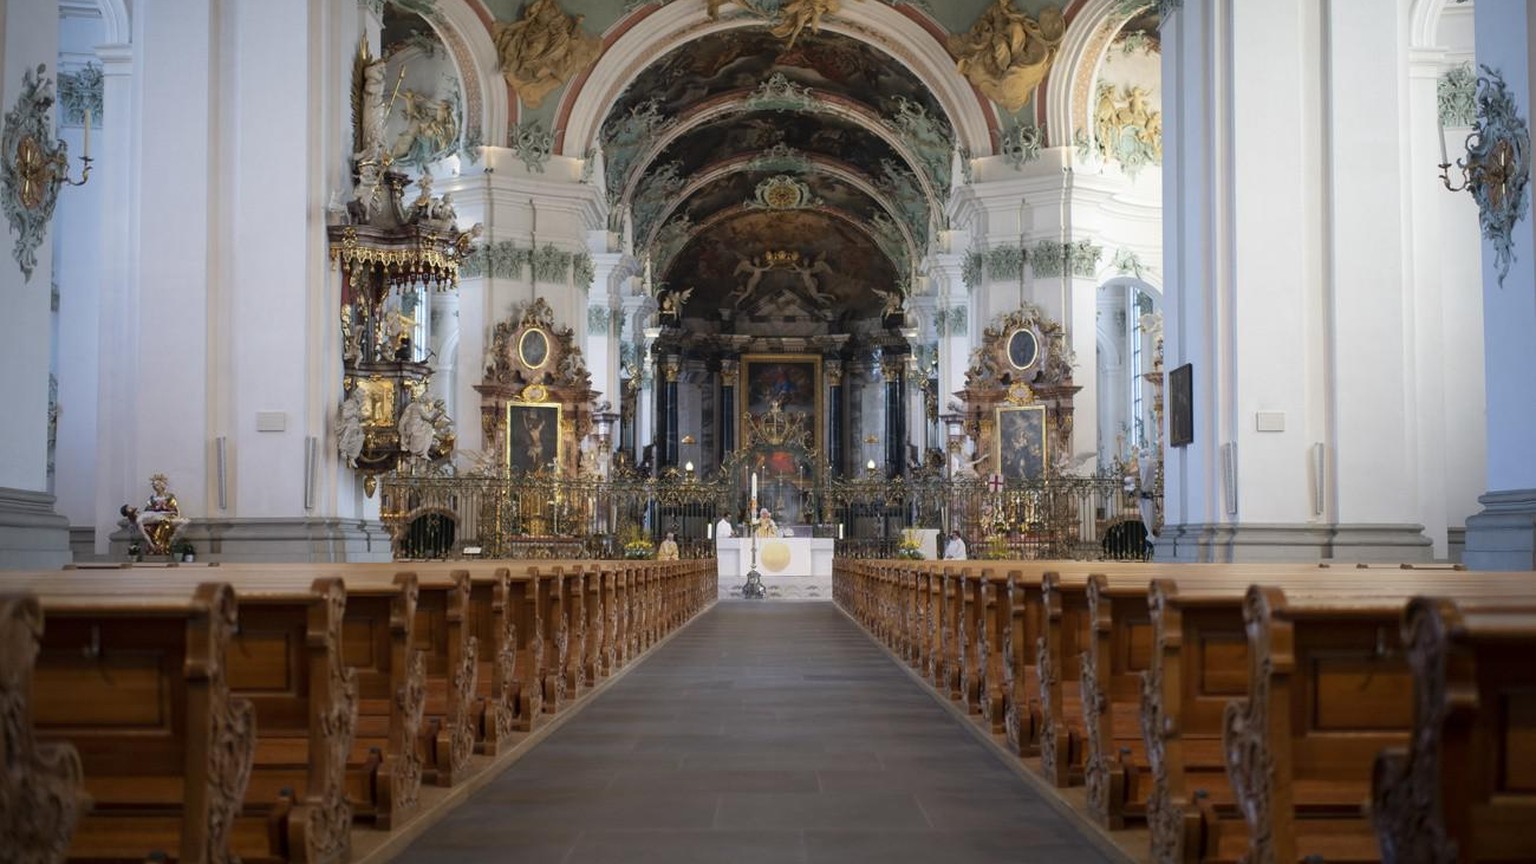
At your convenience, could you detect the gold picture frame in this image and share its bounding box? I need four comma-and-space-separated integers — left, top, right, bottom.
518, 327, 551, 370
505, 402, 562, 475
738, 353, 823, 477
995, 404, 1048, 481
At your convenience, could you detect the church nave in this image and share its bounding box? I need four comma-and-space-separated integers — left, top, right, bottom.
399, 602, 1116, 864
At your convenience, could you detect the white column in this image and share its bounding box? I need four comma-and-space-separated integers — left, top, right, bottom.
0, 0, 69, 567
1161, 0, 1434, 561
91, 41, 135, 553
1464, 0, 1536, 569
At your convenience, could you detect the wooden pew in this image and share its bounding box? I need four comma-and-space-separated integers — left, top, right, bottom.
13, 571, 373, 860
1371, 596, 1536, 864
1221, 580, 1536, 864
18, 580, 260, 864
1, 592, 85, 862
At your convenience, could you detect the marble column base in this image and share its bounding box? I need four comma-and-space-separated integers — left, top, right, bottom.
109, 517, 392, 563
1155, 522, 1432, 563
0, 486, 71, 569
1463, 488, 1536, 571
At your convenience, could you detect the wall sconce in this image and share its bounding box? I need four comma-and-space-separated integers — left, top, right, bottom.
1438, 64, 1531, 286
2, 64, 93, 282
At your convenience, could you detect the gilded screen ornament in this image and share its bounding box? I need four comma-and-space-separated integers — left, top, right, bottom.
492, 0, 601, 110
947, 2, 1066, 114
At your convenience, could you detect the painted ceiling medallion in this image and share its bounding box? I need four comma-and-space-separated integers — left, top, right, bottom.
749, 174, 821, 210
1446, 66, 1532, 287
1, 64, 68, 282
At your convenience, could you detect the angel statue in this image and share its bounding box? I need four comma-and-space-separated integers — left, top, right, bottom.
337, 387, 366, 468
871, 285, 905, 318
658, 285, 693, 318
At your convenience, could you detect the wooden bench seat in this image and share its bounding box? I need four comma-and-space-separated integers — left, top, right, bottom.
1, 592, 86, 862
15, 580, 258, 864
1223, 581, 1536, 864
1371, 596, 1536, 864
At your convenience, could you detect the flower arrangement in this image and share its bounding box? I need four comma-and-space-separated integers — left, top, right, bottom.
620, 523, 654, 559
896, 529, 925, 560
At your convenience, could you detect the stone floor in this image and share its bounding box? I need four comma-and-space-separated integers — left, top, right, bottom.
398, 602, 1116, 864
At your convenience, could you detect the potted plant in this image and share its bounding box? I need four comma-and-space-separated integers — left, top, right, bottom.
127, 540, 142, 562
172, 539, 196, 563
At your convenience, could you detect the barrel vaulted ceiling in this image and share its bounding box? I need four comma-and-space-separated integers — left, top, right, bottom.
599, 25, 956, 321
387, 0, 1129, 322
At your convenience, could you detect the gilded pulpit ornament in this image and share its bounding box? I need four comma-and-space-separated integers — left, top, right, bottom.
1441, 65, 1532, 287
492, 0, 601, 110
331, 40, 481, 494
947, 1, 1066, 114
2, 64, 91, 281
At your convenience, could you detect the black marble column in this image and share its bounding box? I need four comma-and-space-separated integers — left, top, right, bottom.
826, 358, 844, 477
662, 355, 680, 467
720, 357, 737, 460
882, 355, 905, 478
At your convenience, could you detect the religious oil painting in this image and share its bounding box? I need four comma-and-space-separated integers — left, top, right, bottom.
519, 327, 550, 369
505, 403, 561, 475
1007, 328, 1039, 371
740, 354, 822, 478
996, 405, 1047, 482
1169, 362, 1193, 447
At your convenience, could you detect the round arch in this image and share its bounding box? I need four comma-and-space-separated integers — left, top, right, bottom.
93, 0, 130, 45
1045, 0, 1139, 149
423, 0, 512, 148
556, 0, 994, 161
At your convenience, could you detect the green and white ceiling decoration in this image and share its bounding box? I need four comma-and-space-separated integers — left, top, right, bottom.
597, 24, 956, 321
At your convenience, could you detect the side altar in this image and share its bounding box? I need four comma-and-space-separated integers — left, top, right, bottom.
716, 534, 834, 601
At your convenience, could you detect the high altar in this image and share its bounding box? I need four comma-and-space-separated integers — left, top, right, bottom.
716, 534, 835, 601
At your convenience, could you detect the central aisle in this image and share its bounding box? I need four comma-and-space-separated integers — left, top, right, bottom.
400, 602, 1115, 863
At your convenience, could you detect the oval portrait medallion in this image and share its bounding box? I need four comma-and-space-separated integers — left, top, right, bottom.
1007, 328, 1039, 371
519, 328, 550, 369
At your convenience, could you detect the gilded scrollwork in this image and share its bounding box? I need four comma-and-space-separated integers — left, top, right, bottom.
0, 595, 84, 864
1453, 66, 1532, 287
947, 2, 1066, 113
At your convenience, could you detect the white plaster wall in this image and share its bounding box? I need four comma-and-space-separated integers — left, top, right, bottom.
53, 6, 106, 525
126, 0, 213, 512
1325, 0, 1419, 526
0, 0, 58, 495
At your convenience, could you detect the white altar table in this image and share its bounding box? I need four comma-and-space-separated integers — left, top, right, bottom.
716, 536, 835, 600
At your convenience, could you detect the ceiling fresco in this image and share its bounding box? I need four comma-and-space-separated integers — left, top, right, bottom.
597, 23, 954, 326
605, 28, 950, 132
662, 209, 899, 322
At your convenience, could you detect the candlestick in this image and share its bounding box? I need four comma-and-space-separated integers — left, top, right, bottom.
82, 108, 90, 160
750, 471, 757, 502
1437, 107, 1449, 169
707, 522, 713, 540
